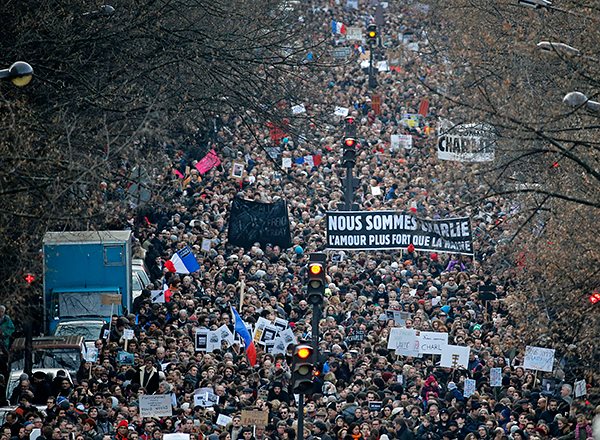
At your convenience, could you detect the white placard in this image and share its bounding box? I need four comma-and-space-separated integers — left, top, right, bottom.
123, 329, 135, 340
490, 367, 502, 387
388, 328, 420, 357
279, 327, 297, 347
151, 289, 165, 303
440, 344, 470, 369
346, 27, 363, 41
304, 155, 314, 168
253, 317, 271, 343
282, 157, 292, 168
464, 379, 476, 397
201, 238, 212, 252
216, 414, 233, 426
207, 330, 221, 353
377, 61, 389, 72
398, 134, 413, 149
292, 104, 306, 114
574, 379, 586, 398
334, 106, 349, 117
371, 186, 382, 196
139, 394, 173, 417
163, 435, 190, 440
194, 391, 219, 407
217, 324, 235, 347
271, 336, 287, 355
523, 346, 555, 372
418, 331, 448, 355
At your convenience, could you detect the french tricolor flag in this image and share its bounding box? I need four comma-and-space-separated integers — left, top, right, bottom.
232, 307, 257, 366
165, 246, 200, 274
331, 19, 346, 35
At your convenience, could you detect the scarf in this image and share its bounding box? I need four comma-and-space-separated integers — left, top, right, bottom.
574, 423, 592, 440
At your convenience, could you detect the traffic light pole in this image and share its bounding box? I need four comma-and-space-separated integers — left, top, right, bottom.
297, 393, 305, 440
343, 161, 356, 211
368, 45, 376, 89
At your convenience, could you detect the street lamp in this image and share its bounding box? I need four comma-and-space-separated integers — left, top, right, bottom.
563, 91, 600, 112
537, 41, 580, 56
537, 41, 598, 61
518, 0, 552, 8
0, 61, 33, 87
83, 4, 115, 17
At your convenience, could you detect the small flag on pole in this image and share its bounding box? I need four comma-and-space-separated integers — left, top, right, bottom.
232, 307, 257, 366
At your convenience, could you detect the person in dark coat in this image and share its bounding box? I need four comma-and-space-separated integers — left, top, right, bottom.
131, 356, 160, 394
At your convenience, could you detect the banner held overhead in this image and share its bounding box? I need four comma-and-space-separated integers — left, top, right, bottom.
326, 211, 473, 254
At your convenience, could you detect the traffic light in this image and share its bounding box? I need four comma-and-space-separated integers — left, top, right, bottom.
292, 344, 314, 393
343, 137, 356, 148
590, 291, 600, 304
367, 24, 377, 45
24, 273, 35, 286
344, 116, 357, 138
307, 262, 326, 305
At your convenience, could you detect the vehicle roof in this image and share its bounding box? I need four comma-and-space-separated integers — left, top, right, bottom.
43, 230, 131, 245
56, 319, 105, 326
11, 336, 84, 350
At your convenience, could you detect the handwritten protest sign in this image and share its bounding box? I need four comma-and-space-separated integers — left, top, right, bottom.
523, 346, 555, 372
139, 395, 173, 417
123, 329, 135, 340
388, 328, 420, 357
418, 331, 448, 355
241, 410, 269, 427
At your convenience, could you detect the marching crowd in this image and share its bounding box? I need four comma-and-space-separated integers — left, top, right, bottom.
1, 1, 598, 440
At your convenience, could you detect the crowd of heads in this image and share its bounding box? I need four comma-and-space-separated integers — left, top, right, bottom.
2, 1, 598, 440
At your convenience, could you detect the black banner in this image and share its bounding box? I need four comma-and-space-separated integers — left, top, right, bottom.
326, 211, 473, 255
228, 197, 292, 249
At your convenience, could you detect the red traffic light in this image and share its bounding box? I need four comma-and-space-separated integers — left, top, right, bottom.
344, 138, 356, 148
24, 273, 35, 284
590, 292, 600, 304
345, 116, 355, 125
297, 346, 312, 359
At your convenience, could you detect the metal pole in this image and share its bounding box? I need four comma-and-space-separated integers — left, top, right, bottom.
297, 393, 304, 440
344, 163, 354, 210
369, 46, 374, 89
311, 301, 322, 360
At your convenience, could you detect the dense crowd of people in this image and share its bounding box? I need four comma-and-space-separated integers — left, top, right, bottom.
1, 1, 598, 440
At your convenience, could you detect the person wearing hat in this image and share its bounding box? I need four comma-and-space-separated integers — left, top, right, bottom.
114, 420, 129, 440
83, 418, 101, 440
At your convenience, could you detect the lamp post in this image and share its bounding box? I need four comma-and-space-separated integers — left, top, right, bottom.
0, 62, 33, 87
563, 91, 600, 112
537, 41, 599, 62
83, 4, 115, 17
